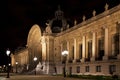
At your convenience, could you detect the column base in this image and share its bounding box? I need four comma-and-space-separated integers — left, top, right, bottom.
90, 57, 95, 62
81, 58, 85, 63
66, 60, 68, 63
103, 56, 108, 61
117, 54, 120, 59
73, 59, 76, 63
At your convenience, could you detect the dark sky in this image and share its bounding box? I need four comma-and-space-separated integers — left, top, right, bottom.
0, 0, 120, 65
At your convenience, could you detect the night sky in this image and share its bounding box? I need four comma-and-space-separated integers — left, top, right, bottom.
0, 0, 120, 65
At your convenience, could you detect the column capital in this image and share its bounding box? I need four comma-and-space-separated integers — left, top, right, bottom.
117, 21, 120, 24
103, 56, 108, 60
41, 36, 49, 44
117, 54, 120, 59
82, 32, 87, 36
81, 58, 85, 63
91, 57, 95, 62
90, 29, 98, 33
102, 25, 108, 29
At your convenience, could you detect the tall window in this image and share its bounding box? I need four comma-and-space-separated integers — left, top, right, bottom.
69, 67, 72, 75
98, 38, 104, 60
88, 41, 92, 59
85, 66, 89, 72
96, 65, 101, 72
79, 44, 82, 59
76, 66, 80, 73
72, 46, 74, 60
112, 34, 119, 56
109, 65, 116, 74
112, 23, 120, 56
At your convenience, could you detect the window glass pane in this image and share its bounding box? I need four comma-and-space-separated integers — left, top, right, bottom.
76, 66, 80, 73
85, 66, 89, 72
96, 65, 101, 72
109, 65, 116, 74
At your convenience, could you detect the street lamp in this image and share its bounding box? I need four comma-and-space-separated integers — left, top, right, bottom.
61, 50, 68, 77
33, 56, 37, 75
15, 62, 18, 73
6, 49, 10, 78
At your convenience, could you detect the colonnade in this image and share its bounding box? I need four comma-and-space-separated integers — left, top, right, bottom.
61, 27, 120, 62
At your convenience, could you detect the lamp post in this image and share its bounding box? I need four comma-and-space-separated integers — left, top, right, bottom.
62, 50, 68, 77
33, 56, 37, 75
6, 49, 10, 78
15, 62, 18, 73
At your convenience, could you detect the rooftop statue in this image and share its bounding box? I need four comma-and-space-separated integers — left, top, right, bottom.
82, 15, 86, 21
93, 10, 96, 17
74, 19, 77, 26
45, 23, 52, 34
105, 3, 109, 11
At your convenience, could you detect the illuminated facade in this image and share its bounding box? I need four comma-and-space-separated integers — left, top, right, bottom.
11, 4, 120, 76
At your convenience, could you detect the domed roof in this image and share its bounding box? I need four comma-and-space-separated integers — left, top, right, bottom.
49, 5, 68, 33
55, 5, 64, 20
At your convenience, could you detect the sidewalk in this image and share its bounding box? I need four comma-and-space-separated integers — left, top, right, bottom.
0, 75, 91, 80
0, 77, 9, 80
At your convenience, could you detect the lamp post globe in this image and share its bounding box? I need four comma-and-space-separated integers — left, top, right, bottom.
16, 62, 18, 65
62, 50, 68, 56
16, 62, 18, 73
61, 50, 68, 77
33, 57, 37, 61
6, 49, 11, 78
33, 57, 37, 75
6, 49, 10, 56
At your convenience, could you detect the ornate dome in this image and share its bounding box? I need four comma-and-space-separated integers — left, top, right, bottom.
55, 5, 64, 20
49, 5, 68, 33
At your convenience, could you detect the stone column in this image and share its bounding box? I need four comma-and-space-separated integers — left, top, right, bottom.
42, 43, 46, 61
117, 29, 120, 59
103, 27, 109, 60
81, 36, 86, 62
46, 39, 49, 61
67, 41, 69, 60
119, 25, 120, 54
61, 44, 63, 61
28, 48, 32, 65
91, 32, 96, 61
73, 39, 77, 62
41, 36, 47, 61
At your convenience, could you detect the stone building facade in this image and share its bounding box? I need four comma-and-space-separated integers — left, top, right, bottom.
11, 4, 120, 76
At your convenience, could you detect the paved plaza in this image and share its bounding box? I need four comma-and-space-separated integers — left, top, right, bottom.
0, 74, 90, 80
